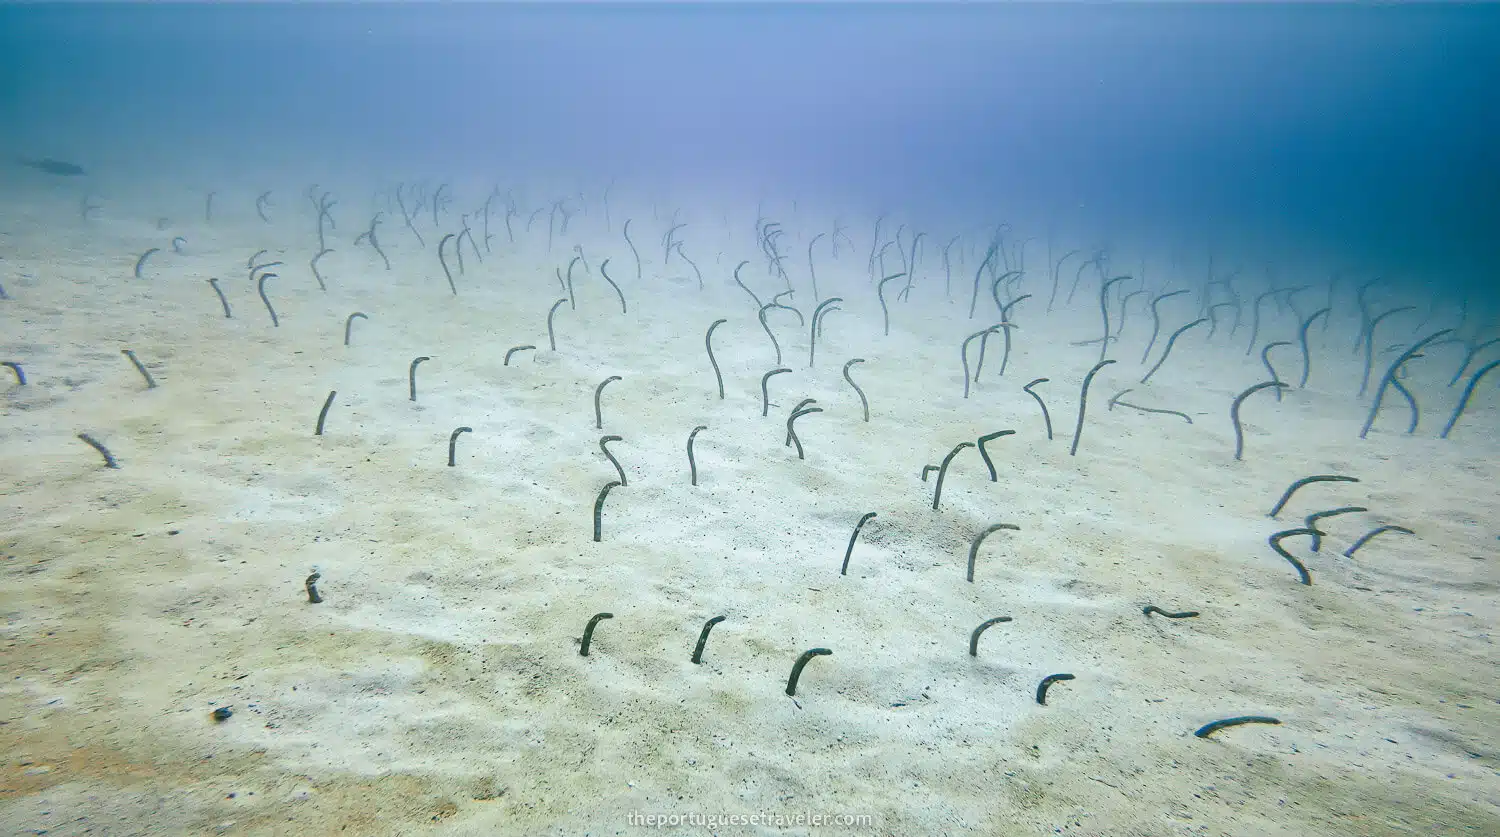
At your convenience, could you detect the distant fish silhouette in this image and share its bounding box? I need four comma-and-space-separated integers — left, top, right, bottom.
18, 157, 86, 176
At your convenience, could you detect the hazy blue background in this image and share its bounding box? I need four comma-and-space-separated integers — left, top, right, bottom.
2, 2, 1496, 278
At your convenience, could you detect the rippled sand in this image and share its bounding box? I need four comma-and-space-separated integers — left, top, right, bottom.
3, 181, 1496, 835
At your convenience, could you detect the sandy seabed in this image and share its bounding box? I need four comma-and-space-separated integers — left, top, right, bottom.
2, 180, 1496, 836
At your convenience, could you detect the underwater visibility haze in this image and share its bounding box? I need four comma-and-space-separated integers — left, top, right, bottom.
1, 2, 1497, 835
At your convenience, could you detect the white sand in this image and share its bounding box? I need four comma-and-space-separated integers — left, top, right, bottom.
2, 181, 1497, 836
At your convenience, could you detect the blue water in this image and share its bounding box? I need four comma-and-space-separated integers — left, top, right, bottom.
2, 2, 1496, 281
3, 8, 1498, 835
